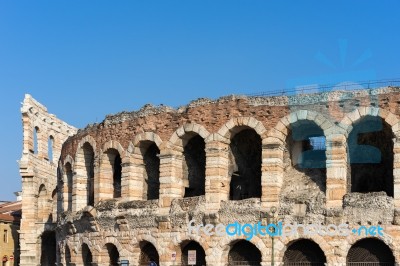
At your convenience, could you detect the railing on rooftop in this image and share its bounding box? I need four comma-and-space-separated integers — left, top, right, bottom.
246, 78, 400, 97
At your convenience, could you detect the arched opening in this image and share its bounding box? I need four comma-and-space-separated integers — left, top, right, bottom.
82, 243, 93, 266
183, 134, 206, 197
228, 240, 261, 266
347, 238, 395, 264
139, 241, 159, 266
83, 143, 95, 206
65, 245, 72, 265
37, 184, 48, 221
105, 243, 119, 266
48, 135, 54, 162
349, 116, 394, 196
283, 239, 326, 265
65, 163, 73, 211
281, 121, 326, 214
140, 141, 160, 200
33, 126, 39, 154
104, 149, 122, 198
40, 231, 56, 266
229, 128, 261, 200
181, 241, 206, 266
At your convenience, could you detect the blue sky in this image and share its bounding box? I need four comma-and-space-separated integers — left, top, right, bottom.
0, 1, 399, 200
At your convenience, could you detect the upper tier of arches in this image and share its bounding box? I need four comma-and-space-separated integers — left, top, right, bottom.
59, 107, 400, 212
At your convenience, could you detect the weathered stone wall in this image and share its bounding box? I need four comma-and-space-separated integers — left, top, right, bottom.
19, 94, 77, 265
20, 87, 400, 265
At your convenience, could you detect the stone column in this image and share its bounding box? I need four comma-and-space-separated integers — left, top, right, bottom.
121, 152, 143, 200
262, 139, 284, 210
159, 147, 184, 214
73, 161, 87, 212
393, 138, 400, 224
205, 137, 229, 211
326, 134, 347, 209
19, 164, 39, 265
96, 153, 114, 201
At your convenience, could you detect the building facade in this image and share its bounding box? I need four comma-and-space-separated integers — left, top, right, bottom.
0, 195, 22, 266
19, 87, 400, 265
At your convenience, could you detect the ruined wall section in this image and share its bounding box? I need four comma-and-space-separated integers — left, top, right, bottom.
54, 87, 400, 265
19, 94, 77, 265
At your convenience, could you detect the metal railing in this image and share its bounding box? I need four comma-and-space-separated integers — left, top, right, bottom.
282, 263, 326, 266
246, 78, 400, 97
228, 262, 261, 266
346, 263, 395, 266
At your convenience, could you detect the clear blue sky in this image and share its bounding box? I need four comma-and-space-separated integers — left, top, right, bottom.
1, 1, 399, 200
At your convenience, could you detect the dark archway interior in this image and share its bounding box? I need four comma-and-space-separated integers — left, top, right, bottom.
347, 238, 395, 263
228, 240, 261, 266
113, 154, 122, 198
143, 142, 160, 200
83, 143, 95, 206
82, 243, 93, 266
181, 241, 206, 266
183, 135, 206, 197
229, 128, 261, 200
286, 121, 327, 193
106, 243, 119, 266
283, 239, 326, 265
139, 242, 159, 266
65, 163, 73, 211
349, 116, 394, 196
40, 231, 56, 266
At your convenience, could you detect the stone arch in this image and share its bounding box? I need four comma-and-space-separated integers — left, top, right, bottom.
282, 238, 327, 264
263, 110, 332, 209
129, 132, 163, 201
177, 239, 208, 266
75, 136, 97, 209
99, 140, 125, 200
98, 237, 130, 264
346, 237, 396, 263
275, 235, 333, 264
217, 117, 267, 141
138, 240, 160, 266
63, 157, 74, 212
169, 122, 210, 148
63, 154, 75, 170
101, 140, 125, 157
74, 237, 98, 266
341, 108, 399, 198
37, 184, 50, 222
340, 107, 400, 137
100, 236, 131, 257
266, 110, 334, 143
166, 123, 209, 198
218, 118, 264, 201
132, 131, 163, 149
220, 236, 266, 265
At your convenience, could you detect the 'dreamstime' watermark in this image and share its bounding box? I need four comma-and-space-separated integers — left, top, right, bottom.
188, 220, 384, 241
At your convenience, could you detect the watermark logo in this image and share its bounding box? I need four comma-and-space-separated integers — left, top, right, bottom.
188, 219, 384, 241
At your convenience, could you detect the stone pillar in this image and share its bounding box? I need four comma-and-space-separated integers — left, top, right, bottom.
19, 168, 39, 265
393, 138, 400, 224
326, 134, 347, 209
159, 147, 184, 214
205, 138, 229, 211
262, 139, 284, 210
96, 153, 114, 201
121, 153, 143, 200
73, 160, 87, 212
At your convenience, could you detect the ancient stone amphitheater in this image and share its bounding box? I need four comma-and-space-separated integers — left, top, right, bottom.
19, 86, 400, 266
